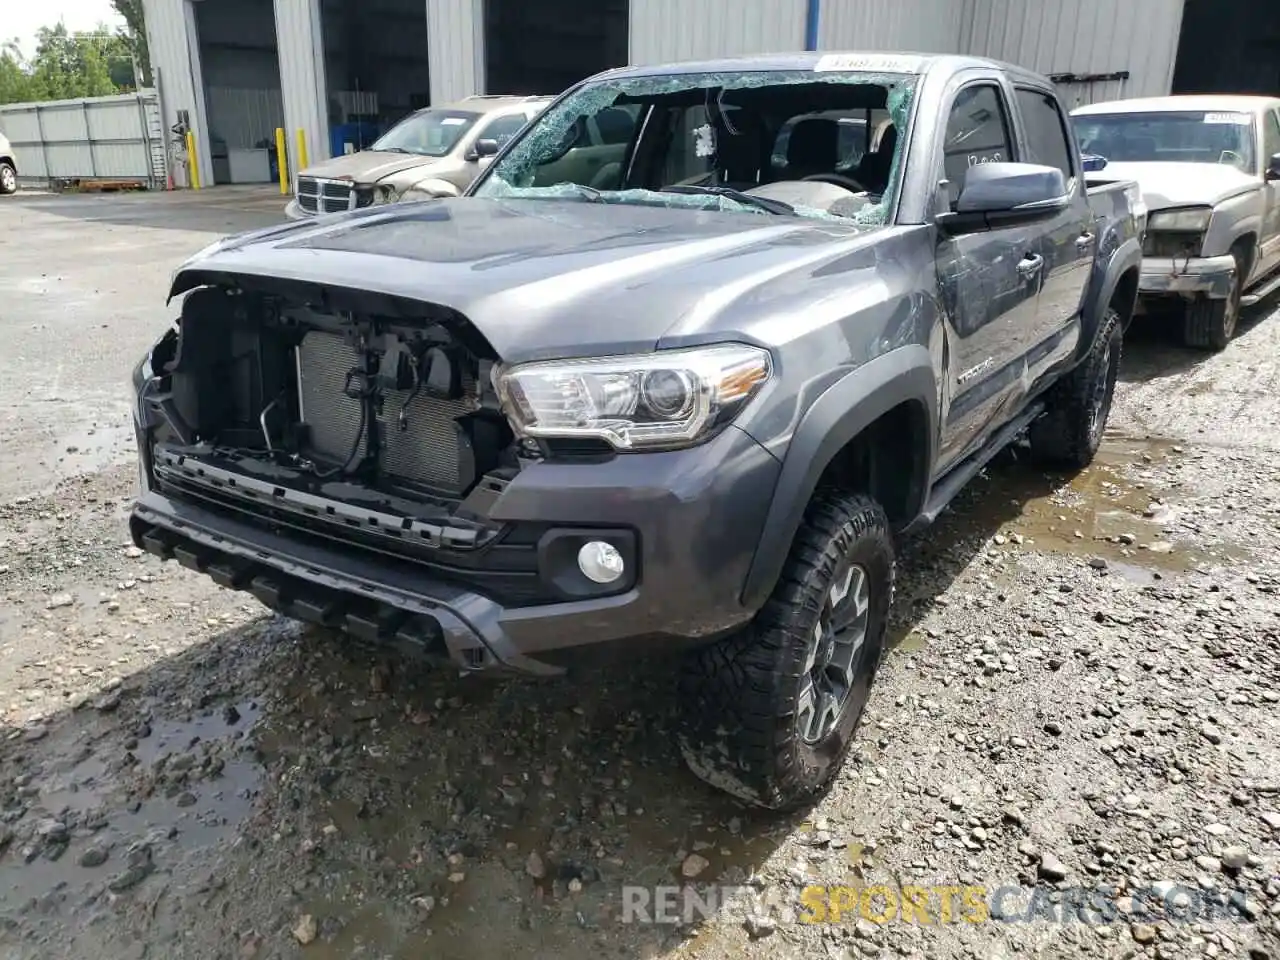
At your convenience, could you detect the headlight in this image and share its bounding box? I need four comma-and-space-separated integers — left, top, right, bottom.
1147, 207, 1211, 232
495, 344, 773, 451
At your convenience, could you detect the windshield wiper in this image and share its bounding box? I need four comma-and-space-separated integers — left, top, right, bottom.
374, 146, 413, 154
660, 184, 795, 216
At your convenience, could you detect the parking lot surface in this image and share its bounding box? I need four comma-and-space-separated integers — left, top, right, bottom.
1, 188, 1279, 960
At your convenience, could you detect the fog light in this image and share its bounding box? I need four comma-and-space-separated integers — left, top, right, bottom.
577, 541, 624, 584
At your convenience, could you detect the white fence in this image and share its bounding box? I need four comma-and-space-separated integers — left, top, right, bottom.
0, 91, 168, 187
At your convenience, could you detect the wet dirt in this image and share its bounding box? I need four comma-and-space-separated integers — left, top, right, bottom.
3, 195, 1280, 960
939, 429, 1253, 581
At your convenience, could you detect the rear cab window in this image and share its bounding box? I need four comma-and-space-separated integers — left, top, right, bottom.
1015, 87, 1076, 183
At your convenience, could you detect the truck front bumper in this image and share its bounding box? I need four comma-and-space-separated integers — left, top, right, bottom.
283, 198, 312, 220
1139, 254, 1237, 300
130, 424, 781, 677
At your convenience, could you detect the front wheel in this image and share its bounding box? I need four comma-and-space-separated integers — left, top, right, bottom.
1028, 304, 1123, 470
676, 491, 894, 811
0, 162, 17, 196
1183, 249, 1244, 351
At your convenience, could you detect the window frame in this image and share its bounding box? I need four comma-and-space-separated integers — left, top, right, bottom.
934, 79, 1019, 214
1263, 108, 1280, 170
1013, 85, 1078, 185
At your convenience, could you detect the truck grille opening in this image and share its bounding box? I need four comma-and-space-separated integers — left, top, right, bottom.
296, 330, 482, 493
144, 281, 518, 524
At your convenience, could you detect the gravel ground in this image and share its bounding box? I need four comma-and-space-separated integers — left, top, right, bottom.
1, 191, 1279, 960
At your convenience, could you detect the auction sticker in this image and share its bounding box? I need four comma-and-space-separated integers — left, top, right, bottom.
1202, 112, 1250, 124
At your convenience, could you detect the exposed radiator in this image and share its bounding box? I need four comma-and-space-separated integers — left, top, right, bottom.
295, 331, 480, 493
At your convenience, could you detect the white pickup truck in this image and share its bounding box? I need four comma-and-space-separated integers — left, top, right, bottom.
1073, 95, 1280, 350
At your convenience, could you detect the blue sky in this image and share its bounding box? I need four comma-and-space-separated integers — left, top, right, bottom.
8, 0, 126, 58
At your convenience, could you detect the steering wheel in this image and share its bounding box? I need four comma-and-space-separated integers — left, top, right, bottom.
800, 172, 868, 193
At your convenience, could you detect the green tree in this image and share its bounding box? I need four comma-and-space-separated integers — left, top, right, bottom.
1, 39, 35, 104
0, 24, 140, 105
110, 0, 151, 87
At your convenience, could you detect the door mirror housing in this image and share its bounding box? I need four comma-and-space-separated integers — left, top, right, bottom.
466, 138, 501, 162
1081, 154, 1109, 173
1266, 152, 1280, 182
937, 162, 1071, 236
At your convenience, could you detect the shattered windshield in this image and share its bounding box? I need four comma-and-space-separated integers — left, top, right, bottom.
1074, 111, 1257, 173
470, 68, 917, 225
370, 109, 481, 157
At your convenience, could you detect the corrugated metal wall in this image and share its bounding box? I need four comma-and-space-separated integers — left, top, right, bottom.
274, 0, 331, 172
628, 0, 806, 65
959, 0, 1187, 107
426, 0, 485, 102
0, 93, 166, 185
817, 0, 964, 54
144, 0, 211, 187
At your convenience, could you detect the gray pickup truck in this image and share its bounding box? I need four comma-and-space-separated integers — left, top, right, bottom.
128, 52, 1142, 811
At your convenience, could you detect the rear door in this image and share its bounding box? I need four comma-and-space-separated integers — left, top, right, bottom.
934, 77, 1045, 472
1012, 86, 1092, 379
1259, 107, 1280, 279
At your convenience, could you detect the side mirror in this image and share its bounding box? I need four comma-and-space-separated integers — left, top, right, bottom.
472, 138, 500, 160
938, 162, 1070, 236
1266, 152, 1280, 182
1081, 154, 1109, 173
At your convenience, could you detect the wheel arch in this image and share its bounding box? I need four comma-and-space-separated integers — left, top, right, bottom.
740, 346, 937, 610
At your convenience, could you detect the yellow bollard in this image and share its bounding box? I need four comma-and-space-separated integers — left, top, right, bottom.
276, 127, 288, 195
295, 128, 309, 173
185, 130, 200, 190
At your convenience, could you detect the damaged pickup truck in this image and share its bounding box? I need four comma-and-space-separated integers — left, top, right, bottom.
129, 52, 1143, 810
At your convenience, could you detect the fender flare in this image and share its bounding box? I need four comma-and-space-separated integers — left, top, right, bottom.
739, 345, 938, 609
1085, 235, 1142, 339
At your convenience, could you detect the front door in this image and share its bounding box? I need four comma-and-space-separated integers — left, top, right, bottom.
1258, 107, 1280, 280
935, 80, 1044, 472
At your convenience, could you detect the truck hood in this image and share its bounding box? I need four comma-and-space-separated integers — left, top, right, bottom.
298, 150, 445, 185
1098, 161, 1260, 210
169, 197, 882, 364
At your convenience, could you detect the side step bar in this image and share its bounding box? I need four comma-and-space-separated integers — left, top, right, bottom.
905, 400, 1046, 533
1241, 270, 1280, 309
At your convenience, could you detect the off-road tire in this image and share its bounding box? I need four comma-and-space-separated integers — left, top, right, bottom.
0, 162, 17, 196
676, 491, 894, 811
1182, 248, 1245, 351
1028, 304, 1123, 470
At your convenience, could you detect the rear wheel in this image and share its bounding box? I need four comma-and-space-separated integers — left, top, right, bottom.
676, 490, 894, 811
1028, 304, 1123, 470
1182, 248, 1245, 351
0, 162, 17, 196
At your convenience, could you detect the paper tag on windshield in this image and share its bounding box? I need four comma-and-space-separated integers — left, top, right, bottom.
1203, 112, 1249, 124
441, 117, 467, 125
693, 123, 716, 158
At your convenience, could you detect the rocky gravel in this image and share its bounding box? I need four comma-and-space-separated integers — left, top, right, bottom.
1, 195, 1279, 959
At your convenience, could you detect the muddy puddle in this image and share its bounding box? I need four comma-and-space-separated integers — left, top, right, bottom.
221, 644, 791, 960
0, 699, 263, 910
935, 431, 1250, 581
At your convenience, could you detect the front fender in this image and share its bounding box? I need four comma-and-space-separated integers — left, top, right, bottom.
739, 345, 938, 609
1085, 233, 1142, 342
404, 178, 461, 199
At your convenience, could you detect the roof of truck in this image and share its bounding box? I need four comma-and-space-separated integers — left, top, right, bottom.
590, 51, 1049, 86
1073, 94, 1280, 116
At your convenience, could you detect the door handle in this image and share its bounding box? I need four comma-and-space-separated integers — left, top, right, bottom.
1017, 254, 1044, 277
1076, 232, 1095, 250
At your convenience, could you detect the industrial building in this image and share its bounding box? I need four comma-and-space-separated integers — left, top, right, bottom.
141, 0, 1273, 189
